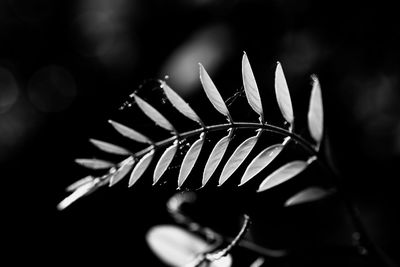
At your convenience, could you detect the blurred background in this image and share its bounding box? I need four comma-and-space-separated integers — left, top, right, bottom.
1, 0, 400, 266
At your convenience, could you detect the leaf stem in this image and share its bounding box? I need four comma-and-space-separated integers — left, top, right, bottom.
129, 122, 317, 160
317, 144, 396, 267
205, 214, 251, 262
236, 239, 287, 258
74, 121, 395, 267
167, 192, 287, 260
89, 122, 318, 189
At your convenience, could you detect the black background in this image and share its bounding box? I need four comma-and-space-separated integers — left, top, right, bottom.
1, 0, 400, 266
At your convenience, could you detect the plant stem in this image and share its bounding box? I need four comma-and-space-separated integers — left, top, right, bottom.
205, 214, 251, 262
71, 121, 318, 206
67, 119, 396, 266
129, 122, 317, 160
318, 145, 396, 267
235, 239, 287, 258
167, 192, 287, 260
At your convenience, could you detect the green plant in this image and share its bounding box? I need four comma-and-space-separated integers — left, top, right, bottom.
58, 52, 395, 267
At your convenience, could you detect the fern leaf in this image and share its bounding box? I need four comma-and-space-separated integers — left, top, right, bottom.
153, 141, 179, 185
242, 52, 263, 122
275, 62, 294, 127
108, 120, 152, 144
178, 133, 205, 189
239, 143, 284, 186
219, 130, 262, 186
199, 63, 232, 122
66, 175, 94, 192
284, 186, 333, 207
161, 82, 204, 127
129, 150, 155, 187
257, 160, 308, 192
89, 138, 130, 155
75, 158, 114, 170
133, 94, 176, 133
61, 53, 326, 209
202, 129, 232, 187
307, 75, 323, 148
109, 157, 135, 186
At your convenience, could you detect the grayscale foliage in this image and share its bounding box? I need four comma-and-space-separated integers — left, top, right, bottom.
59, 53, 324, 210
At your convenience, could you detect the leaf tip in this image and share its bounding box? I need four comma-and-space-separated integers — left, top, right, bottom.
128, 177, 136, 188
242, 51, 249, 63
108, 176, 116, 187
198, 62, 204, 70
311, 74, 319, 82
196, 184, 205, 191
198, 63, 205, 76
256, 187, 265, 193
132, 93, 142, 103
310, 74, 321, 90
159, 79, 166, 88
56, 201, 68, 211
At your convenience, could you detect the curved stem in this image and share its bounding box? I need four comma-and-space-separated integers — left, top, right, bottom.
205, 214, 251, 262
187, 215, 277, 267
67, 120, 396, 266
61, 121, 314, 209
167, 192, 287, 260
130, 122, 317, 160
237, 239, 286, 258
86, 121, 318, 193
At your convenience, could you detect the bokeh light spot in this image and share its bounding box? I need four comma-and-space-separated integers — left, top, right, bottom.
279, 31, 326, 76
72, 0, 136, 68
0, 67, 19, 114
27, 65, 77, 113
160, 24, 232, 97
0, 98, 41, 163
